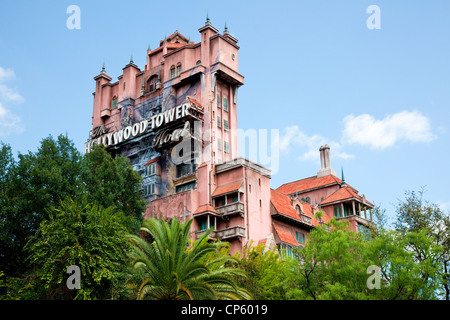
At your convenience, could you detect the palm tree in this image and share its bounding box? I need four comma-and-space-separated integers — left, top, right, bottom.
127, 217, 251, 300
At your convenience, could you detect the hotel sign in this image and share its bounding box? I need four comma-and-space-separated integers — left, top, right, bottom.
84, 102, 192, 154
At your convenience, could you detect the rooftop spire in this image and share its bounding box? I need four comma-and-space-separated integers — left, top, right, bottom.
101, 62, 106, 74
341, 166, 346, 185
206, 12, 210, 24
224, 21, 228, 33
130, 54, 134, 64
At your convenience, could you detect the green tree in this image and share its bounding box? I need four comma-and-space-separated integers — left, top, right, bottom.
394, 188, 450, 299
0, 136, 146, 276
288, 219, 369, 300
0, 135, 83, 276
127, 218, 251, 300
81, 144, 145, 232
234, 242, 290, 300
25, 197, 132, 300
285, 217, 443, 300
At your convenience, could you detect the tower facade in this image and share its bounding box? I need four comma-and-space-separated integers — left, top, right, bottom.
85, 20, 375, 256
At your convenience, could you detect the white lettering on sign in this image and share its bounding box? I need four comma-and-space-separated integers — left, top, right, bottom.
84, 102, 192, 154
152, 121, 191, 148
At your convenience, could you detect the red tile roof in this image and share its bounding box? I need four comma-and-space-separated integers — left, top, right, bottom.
276, 175, 357, 195
212, 180, 243, 197
270, 189, 302, 222
320, 186, 373, 207
194, 204, 218, 214
272, 222, 298, 246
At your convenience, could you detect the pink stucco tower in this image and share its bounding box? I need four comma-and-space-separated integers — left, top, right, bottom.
86, 18, 375, 256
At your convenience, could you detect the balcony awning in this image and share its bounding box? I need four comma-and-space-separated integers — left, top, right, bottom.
194, 204, 219, 217
212, 180, 243, 197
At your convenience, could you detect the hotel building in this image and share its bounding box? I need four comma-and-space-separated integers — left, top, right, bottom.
85, 18, 375, 255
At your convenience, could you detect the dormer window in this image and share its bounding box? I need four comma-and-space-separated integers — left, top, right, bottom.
147, 75, 158, 92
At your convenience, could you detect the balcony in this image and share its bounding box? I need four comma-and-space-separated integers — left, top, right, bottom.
300, 214, 312, 226
100, 108, 111, 119
337, 215, 375, 229
215, 202, 245, 218
194, 225, 246, 241
215, 225, 246, 240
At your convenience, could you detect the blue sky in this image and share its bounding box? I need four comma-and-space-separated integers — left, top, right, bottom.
0, 0, 449, 224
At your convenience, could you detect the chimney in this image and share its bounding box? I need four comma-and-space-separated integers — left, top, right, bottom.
317, 144, 336, 177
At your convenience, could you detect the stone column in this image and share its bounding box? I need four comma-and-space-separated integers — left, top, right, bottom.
352, 201, 356, 216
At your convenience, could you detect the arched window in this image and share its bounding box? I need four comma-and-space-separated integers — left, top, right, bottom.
176, 63, 182, 77
111, 96, 118, 109
170, 65, 176, 79
147, 75, 158, 92
295, 205, 301, 215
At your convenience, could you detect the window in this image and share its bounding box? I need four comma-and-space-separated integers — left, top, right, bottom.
215, 197, 225, 207
218, 138, 222, 151
176, 181, 196, 193
176, 64, 182, 76
176, 163, 195, 178
295, 205, 301, 215
170, 66, 175, 79
224, 119, 229, 130
145, 163, 156, 176
334, 205, 343, 218
217, 116, 221, 128
144, 183, 155, 196
223, 98, 228, 112
296, 231, 305, 244
149, 81, 154, 92
198, 217, 208, 231
224, 141, 230, 154
111, 97, 118, 109
232, 194, 239, 203
196, 60, 201, 65
217, 94, 221, 108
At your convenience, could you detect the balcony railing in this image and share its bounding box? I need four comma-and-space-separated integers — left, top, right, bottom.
215, 202, 245, 217
216, 226, 246, 240
194, 225, 245, 241
336, 214, 375, 228
300, 214, 312, 226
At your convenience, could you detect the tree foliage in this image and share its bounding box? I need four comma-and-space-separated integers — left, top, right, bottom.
233, 242, 290, 300
0, 136, 145, 276
127, 218, 251, 300
24, 197, 131, 300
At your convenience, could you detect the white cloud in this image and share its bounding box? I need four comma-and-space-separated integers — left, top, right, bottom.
342, 110, 435, 150
278, 125, 354, 162
0, 66, 24, 137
